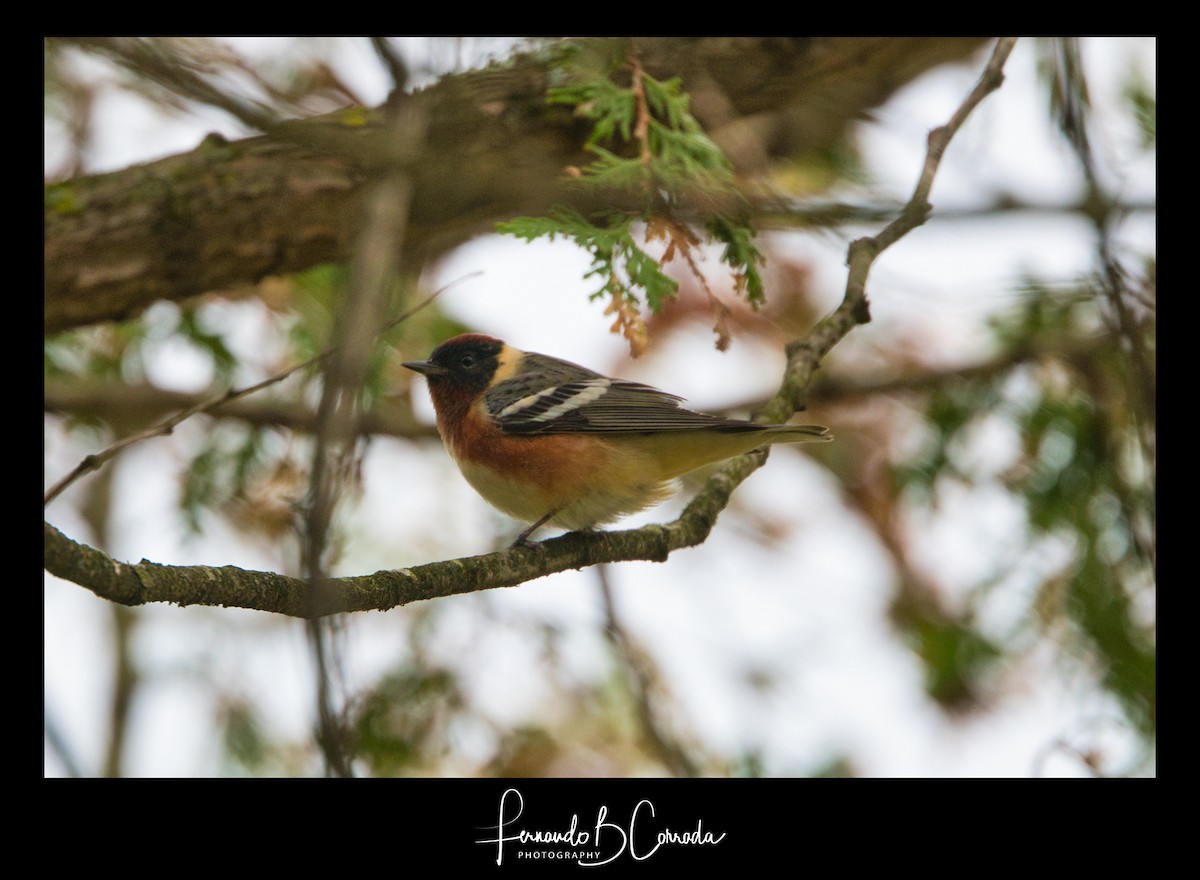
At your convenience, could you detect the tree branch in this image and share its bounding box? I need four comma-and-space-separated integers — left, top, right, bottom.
43, 379, 438, 440
43, 281, 453, 508
755, 193, 1156, 230
45, 37, 988, 334
781, 37, 1018, 402
597, 563, 702, 777
60, 37, 285, 133
43, 451, 756, 617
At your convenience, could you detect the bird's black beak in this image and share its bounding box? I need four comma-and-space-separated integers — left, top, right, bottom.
403, 360, 450, 378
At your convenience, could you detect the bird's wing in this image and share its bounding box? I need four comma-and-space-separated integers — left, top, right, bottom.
486, 374, 764, 435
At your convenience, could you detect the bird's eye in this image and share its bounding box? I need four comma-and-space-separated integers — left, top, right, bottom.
459, 354, 477, 369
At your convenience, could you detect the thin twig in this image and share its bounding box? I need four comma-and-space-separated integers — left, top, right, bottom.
369, 37, 410, 96
1045, 37, 1156, 567
779, 37, 1018, 420
628, 47, 653, 167
596, 564, 700, 777
61, 38, 283, 133
44, 706, 85, 778
755, 194, 1156, 230
43, 279, 465, 508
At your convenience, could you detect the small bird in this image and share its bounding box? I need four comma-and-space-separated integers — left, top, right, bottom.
404, 333, 831, 543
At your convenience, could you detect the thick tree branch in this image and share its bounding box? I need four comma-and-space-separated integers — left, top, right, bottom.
45, 37, 987, 334
44, 449, 759, 617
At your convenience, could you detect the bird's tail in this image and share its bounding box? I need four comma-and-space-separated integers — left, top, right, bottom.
766, 424, 832, 443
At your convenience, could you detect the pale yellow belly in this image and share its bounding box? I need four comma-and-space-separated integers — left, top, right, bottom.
457, 455, 676, 530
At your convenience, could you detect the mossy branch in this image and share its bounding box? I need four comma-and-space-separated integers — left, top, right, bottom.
44, 448, 761, 617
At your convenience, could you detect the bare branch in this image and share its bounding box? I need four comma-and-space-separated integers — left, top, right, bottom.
43, 380, 438, 439
755, 194, 1156, 230
598, 564, 702, 777
43, 454, 754, 616
43, 281, 456, 508
368, 37, 410, 95
60, 37, 284, 133
779, 37, 1018, 416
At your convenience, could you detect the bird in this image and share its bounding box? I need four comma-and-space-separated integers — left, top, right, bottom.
404, 333, 831, 544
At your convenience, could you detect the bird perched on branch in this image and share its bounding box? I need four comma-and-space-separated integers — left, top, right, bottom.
404, 333, 830, 544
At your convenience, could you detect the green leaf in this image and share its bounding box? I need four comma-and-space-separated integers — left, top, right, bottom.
501, 56, 762, 340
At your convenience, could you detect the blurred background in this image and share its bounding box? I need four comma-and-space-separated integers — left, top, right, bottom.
44, 37, 1155, 777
